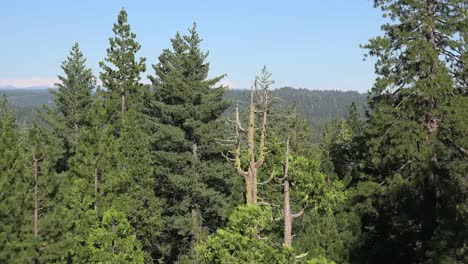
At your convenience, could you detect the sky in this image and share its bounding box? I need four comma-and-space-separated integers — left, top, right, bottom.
0, 0, 385, 91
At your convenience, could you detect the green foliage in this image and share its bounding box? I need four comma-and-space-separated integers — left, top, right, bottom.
85, 209, 145, 263
226, 88, 367, 141
145, 23, 236, 261
307, 256, 336, 264
290, 157, 345, 213
198, 205, 293, 264
39, 42, 95, 172
0, 98, 35, 263
2, 87, 367, 136
68, 98, 162, 261
0, 5, 465, 264
357, 0, 468, 262
291, 157, 358, 264
100, 8, 147, 117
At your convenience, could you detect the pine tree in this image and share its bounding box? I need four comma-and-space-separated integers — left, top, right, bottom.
32, 43, 96, 262
69, 94, 162, 262
100, 8, 146, 119
146, 24, 234, 261
345, 102, 363, 136
25, 122, 67, 263
197, 205, 294, 264
359, 0, 468, 262
39, 42, 95, 172
0, 98, 35, 263
84, 209, 145, 263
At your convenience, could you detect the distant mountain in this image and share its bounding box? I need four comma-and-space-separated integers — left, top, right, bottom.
1, 87, 368, 139
0, 88, 53, 107
0, 88, 54, 124
0, 86, 51, 90
226, 87, 368, 139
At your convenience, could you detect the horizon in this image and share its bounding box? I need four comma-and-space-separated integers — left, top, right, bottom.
0, 85, 368, 94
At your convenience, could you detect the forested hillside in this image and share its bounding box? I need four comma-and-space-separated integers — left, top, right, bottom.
1, 87, 366, 139
227, 88, 366, 140
0, 1, 466, 263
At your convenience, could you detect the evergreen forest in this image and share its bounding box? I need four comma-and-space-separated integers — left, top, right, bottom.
0, 1, 466, 263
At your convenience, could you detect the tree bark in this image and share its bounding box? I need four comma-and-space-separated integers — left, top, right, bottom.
120, 80, 126, 117
191, 142, 201, 263
247, 85, 256, 204
191, 206, 200, 264
421, 0, 438, 255
94, 166, 99, 210
283, 138, 292, 247
233, 77, 270, 205
32, 145, 39, 238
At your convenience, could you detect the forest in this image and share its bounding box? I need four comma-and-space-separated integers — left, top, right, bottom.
0, 0, 466, 263
0, 87, 367, 141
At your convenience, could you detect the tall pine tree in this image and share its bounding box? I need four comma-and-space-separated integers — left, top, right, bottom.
359, 0, 467, 262
0, 98, 35, 263
146, 24, 235, 262
39, 42, 95, 172
100, 8, 147, 119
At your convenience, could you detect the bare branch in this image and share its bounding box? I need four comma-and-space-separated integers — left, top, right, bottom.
221, 151, 235, 162
258, 171, 276, 185
292, 208, 304, 219
459, 146, 468, 156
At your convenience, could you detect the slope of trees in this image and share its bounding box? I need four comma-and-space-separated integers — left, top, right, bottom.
1, 88, 367, 136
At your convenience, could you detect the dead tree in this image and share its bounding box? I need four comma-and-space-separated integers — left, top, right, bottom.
233, 67, 273, 204
282, 138, 304, 247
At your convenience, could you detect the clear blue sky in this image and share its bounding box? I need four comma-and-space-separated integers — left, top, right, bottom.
0, 0, 384, 91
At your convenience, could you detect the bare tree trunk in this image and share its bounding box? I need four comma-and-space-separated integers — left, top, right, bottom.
191, 142, 201, 263
233, 71, 271, 205
426, 0, 435, 49
283, 139, 292, 247
422, 0, 438, 255
32, 145, 39, 238
247, 85, 256, 204
120, 80, 126, 117
94, 166, 99, 210
32, 145, 42, 264
283, 138, 304, 248
191, 206, 200, 264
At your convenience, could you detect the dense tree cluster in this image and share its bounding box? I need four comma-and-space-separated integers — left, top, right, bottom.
0, 1, 466, 263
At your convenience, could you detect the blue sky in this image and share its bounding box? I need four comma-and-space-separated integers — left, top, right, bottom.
0, 0, 384, 91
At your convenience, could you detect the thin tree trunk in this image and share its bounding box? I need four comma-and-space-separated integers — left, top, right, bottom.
283, 138, 304, 248
191, 206, 200, 264
121, 93, 125, 116
94, 166, 99, 210
426, 0, 435, 50
247, 86, 256, 204
191, 142, 201, 263
32, 145, 41, 264
234, 77, 270, 205
33, 145, 39, 238
421, 0, 438, 255
283, 139, 292, 247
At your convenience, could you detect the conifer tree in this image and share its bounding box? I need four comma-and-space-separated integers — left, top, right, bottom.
0, 99, 35, 263
100, 8, 146, 119
146, 24, 234, 261
69, 94, 162, 262
40, 42, 95, 171
198, 205, 294, 264
360, 0, 468, 262
84, 209, 145, 263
